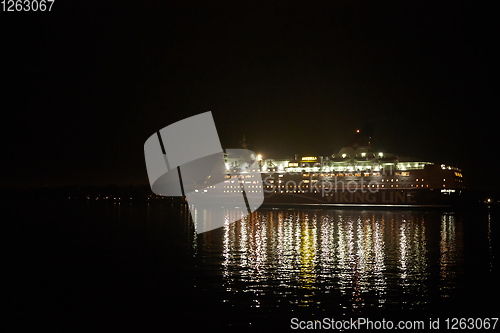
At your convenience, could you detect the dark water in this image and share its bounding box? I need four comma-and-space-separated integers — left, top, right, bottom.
6, 201, 499, 329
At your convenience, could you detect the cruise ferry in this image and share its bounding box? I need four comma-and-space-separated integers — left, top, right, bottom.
222, 130, 464, 208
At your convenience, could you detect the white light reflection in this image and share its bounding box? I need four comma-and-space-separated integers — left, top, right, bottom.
439, 213, 462, 298
373, 215, 386, 305
399, 219, 408, 283
488, 211, 493, 272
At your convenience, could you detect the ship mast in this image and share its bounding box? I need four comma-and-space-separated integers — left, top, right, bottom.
239, 135, 250, 149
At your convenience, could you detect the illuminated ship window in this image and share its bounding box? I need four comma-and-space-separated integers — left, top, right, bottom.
279, 174, 283, 177
401, 172, 410, 176
303, 174, 309, 177
355, 173, 361, 177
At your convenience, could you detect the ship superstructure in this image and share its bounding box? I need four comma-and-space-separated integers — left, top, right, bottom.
222, 130, 464, 207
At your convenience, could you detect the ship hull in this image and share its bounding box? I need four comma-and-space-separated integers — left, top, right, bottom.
263, 189, 459, 208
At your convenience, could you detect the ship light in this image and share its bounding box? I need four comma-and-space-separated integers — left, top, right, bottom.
257, 154, 262, 161
361, 152, 366, 157
378, 152, 383, 157
342, 154, 347, 158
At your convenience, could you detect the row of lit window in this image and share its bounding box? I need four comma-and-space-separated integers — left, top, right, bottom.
224, 185, 261, 188
223, 180, 260, 184
300, 172, 411, 177
207, 183, 451, 192
267, 184, 429, 189
223, 190, 262, 193
225, 174, 255, 179
202, 185, 263, 189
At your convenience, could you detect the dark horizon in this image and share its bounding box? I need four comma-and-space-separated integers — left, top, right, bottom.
2, 1, 497, 191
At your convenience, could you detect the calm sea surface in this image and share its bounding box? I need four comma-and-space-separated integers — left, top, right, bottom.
6, 201, 499, 329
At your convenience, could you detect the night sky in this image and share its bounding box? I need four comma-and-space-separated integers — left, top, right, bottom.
2, 1, 497, 190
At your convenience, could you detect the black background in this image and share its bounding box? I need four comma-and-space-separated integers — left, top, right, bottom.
2, 1, 497, 190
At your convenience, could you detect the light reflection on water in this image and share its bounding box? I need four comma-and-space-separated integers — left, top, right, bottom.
9, 201, 498, 329
204, 209, 463, 312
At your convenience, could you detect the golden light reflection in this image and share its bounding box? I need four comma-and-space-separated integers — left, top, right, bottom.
298, 212, 317, 306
